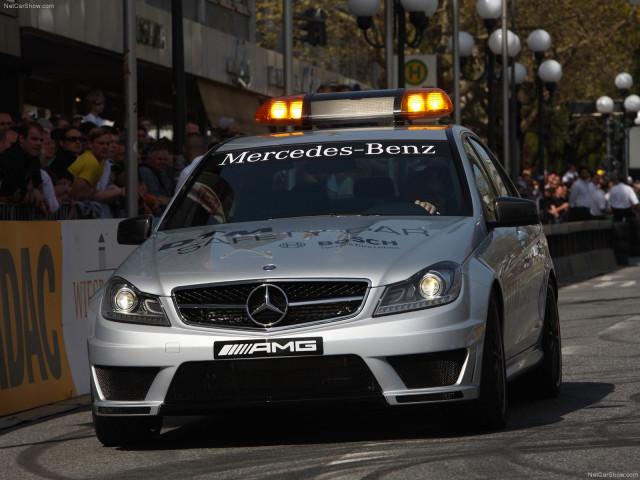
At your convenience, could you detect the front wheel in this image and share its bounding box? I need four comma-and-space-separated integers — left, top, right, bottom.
531, 286, 562, 398
474, 295, 507, 430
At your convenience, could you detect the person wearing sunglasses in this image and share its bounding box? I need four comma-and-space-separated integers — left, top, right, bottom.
82, 90, 105, 127
47, 127, 84, 183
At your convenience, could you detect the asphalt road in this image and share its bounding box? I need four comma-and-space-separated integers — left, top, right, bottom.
1, 260, 639, 480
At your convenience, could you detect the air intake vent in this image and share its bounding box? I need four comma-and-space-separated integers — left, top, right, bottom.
97, 406, 152, 415
165, 355, 381, 405
94, 366, 159, 401
387, 349, 467, 388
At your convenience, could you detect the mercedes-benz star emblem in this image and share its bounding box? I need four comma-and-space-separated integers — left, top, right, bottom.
246, 284, 288, 327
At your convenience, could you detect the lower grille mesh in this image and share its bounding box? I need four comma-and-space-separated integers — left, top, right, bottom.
165, 355, 381, 405
387, 349, 467, 388
95, 366, 159, 401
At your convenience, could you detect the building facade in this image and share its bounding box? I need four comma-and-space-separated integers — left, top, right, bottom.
0, 0, 361, 136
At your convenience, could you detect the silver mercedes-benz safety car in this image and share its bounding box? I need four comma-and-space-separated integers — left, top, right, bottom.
89, 88, 561, 446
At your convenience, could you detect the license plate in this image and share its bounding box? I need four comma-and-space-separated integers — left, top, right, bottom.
214, 337, 323, 359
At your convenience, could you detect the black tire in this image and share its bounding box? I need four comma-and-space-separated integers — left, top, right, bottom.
92, 407, 162, 447
628, 217, 640, 257
530, 286, 562, 398
474, 295, 507, 430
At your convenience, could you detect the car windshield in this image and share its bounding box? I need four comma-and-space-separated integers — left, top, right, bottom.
160, 139, 471, 231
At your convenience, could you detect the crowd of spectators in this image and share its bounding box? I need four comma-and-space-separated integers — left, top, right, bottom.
516, 163, 640, 225
2, 91, 638, 223
0, 91, 240, 220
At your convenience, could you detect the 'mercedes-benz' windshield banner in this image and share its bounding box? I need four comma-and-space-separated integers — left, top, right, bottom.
216, 141, 450, 166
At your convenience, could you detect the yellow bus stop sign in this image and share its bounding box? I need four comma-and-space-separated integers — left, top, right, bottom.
404, 59, 428, 86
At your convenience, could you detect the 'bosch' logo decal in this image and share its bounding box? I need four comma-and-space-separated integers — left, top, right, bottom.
279, 242, 305, 248
246, 284, 288, 327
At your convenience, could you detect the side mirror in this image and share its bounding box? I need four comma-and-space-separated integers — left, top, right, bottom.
117, 215, 154, 245
489, 196, 540, 228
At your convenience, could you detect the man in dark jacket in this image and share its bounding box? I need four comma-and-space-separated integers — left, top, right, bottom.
0, 121, 48, 215
48, 126, 84, 182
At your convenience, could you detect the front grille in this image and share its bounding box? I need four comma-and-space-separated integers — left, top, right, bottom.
174, 280, 369, 329
164, 355, 382, 405
387, 349, 467, 389
94, 366, 159, 401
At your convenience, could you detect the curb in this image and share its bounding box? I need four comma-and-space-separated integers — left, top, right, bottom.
0, 395, 91, 431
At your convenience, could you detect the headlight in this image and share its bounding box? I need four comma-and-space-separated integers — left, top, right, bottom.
101, 277, 170, 326
375, 262, 462, 316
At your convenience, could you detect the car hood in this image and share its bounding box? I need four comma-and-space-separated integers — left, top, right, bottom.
115, 216, 484, 296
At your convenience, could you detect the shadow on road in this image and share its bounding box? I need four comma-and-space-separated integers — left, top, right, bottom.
123, 381, 613, 451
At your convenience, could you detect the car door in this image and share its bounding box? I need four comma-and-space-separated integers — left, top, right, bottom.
464, 136, 546, 359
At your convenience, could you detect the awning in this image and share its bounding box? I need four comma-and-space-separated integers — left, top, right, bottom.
197, 79, 269, 135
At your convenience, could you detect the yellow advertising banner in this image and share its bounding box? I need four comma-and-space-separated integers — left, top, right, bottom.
0, 221, 76, 416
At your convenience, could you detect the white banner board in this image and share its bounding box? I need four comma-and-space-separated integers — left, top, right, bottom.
61, 219, 136, 394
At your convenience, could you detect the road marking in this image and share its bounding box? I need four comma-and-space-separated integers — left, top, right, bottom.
328, 450, 395, 465
601, 316, 640, 335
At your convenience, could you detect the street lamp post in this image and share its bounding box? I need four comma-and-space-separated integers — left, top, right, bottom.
487, 26, 520, 167
623, 93, 640, 179
347, 0, 438, 89
596, 95, 615, 177
617, 73, 640, 179
536, 59, 563, 180
476, 0, 501, 152
509, 61, 527, 178
527, 29, 553, 180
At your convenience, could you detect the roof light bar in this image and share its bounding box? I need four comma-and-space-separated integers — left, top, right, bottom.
254, 88, 453, 127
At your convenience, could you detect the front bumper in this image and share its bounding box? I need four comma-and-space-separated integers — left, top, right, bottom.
89, 287, 486, 417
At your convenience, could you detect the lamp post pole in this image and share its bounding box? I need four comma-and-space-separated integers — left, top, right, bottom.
527, 29, 552, 180
348, 0, 438, 89
283, 0, 293, 96
622, 93, 640, 179
396, 1, 406, 88
615, 73, 631, 180
451, 0, 461, 124
500, 0, 510, 176
536, 53, 544, 180
476, 0, 501, 152
596, 96, 615, 177
385, 0, 394, 89
536, 59, 562, 180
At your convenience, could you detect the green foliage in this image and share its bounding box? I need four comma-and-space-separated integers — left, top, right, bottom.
255, 0, 640, 176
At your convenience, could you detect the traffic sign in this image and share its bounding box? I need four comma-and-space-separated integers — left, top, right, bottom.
392, 54, 437, 88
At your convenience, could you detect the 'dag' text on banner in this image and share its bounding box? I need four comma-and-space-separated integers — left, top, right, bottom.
0, 221, 76, 416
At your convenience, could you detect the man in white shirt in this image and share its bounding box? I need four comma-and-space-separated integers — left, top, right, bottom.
609, 175, 640, 221
82, 91, 105, 127
589, 174, 610, 220
568, 166, 595, 221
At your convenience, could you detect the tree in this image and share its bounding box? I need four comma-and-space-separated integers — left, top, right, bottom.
255, 0, 640, 176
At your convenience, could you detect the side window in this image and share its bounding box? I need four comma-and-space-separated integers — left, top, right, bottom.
463, 139, 496, 220
468, 138, 516, 197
